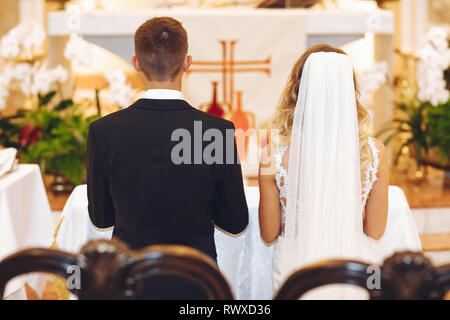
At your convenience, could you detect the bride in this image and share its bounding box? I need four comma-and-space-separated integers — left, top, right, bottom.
258, 44, 391, 298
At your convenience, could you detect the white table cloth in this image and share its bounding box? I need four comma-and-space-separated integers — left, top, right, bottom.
0, 164, 54, 299
55, 184, 421, 299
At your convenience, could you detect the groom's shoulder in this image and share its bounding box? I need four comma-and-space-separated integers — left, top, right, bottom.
89, 107, 131, 133
188, 107, 235, 131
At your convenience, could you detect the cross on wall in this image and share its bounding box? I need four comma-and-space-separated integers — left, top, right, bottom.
187, 40, 271, 110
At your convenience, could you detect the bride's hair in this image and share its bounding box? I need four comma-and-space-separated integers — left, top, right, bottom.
270, 44, 372, 185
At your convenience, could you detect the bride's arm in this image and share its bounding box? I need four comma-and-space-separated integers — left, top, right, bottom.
258, 145, 282, 243
364, 139, 389, 240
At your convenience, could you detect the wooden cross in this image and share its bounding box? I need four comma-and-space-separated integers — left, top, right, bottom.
187, 40, 271, 109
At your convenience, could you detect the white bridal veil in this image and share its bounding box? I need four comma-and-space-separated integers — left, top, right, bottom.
282, 52, 375, 282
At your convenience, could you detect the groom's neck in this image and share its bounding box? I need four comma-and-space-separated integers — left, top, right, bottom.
146, 76, 183, 92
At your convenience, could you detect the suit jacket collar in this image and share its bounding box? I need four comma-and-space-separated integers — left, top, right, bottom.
132, 98, 193, 111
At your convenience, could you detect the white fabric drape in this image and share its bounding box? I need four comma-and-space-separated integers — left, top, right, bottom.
0, 164, 54, 299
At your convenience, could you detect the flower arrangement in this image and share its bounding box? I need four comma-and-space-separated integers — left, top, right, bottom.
0, 19, 68, 110
356, 61, 388, 107
0, 19, 133, 187
378, 27, 450, 170
416, 27, 450, 106
104, 69, 133, 108
20, 93, 100, 185
0, 22, 45, 60
0, 80, 101, 186
64, 33, 93, 67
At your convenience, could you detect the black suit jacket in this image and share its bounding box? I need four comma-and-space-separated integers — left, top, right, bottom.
87, 98, 249, 260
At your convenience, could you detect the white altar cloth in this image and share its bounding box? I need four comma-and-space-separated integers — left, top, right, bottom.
0, 164, 54, 299
55, 184, 420, 299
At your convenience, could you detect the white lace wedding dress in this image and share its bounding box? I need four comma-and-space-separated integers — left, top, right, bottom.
272, 137, 421, 295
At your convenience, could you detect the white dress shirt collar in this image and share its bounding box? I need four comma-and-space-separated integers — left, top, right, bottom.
143, 89, 184, 100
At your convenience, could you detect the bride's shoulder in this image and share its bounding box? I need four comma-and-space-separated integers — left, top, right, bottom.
259, 143, 282, 177
369, 138, 388, 177
260, 143, 274, 165
260, 143, 288, 160
369, 137, 386, 158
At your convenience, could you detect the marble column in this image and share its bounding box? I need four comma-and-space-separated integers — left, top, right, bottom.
399, 0, 429, 54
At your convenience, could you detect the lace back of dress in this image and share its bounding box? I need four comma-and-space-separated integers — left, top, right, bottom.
274, 145, 288, 234
362, 137, 380, 207
274, 137, 380, 237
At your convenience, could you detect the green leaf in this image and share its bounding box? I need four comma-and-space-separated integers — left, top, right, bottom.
54, 99, 74, 111
415, 141, 422, 166
40, 91, 57, 107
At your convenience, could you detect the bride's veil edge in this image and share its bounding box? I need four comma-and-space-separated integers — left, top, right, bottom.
281, 52, 374, 281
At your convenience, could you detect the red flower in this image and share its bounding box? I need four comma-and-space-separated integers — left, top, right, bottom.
19, 123, 42, 147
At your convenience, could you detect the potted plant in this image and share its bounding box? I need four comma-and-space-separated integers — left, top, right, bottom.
376, 92, 431, 167
425, 100, 450, 170
20, 92, 100, 190
377, 27, 450, 178
0, 91, 100, 190
0, 21, 134, 192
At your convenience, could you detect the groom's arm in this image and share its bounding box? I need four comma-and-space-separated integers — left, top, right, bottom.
212, 124, 249, 234
87, 124, 115, 228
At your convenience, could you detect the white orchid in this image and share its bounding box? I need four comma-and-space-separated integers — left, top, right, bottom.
104, 69, 132, 108
0, 29, 20, 59
51, 65, 70, 83
424, 27, 448, 51
22, 23, 46, 51
357, 61, 388, 106
416, 27, 450, 107
0, 22, 45, 59
64, 33, 93, 67
0, 66, 15, 86
0, 75, 11, 110
104, 69, 127, 84
0, 63, 34, 98
31, 64, 69, 95
31, 66, 53, 95
13, 63, 34, 97
0, 61, 68, 109
0, 20, 71, 110
0, 64, 22, 109
112, 85, 133, 108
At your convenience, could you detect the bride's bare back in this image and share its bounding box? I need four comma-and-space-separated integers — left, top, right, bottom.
258, 139, 389, 244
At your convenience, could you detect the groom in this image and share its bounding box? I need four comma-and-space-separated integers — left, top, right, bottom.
86, 17, 248, 295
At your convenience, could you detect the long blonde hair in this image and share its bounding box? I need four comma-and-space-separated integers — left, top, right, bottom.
271, 44, 372, 185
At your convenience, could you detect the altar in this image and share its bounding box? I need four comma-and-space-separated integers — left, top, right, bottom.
47, 8, 394, 176
53, 184, 421, 300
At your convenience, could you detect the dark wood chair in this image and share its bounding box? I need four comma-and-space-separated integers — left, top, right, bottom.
274, 251, 450, 300
0, 239, 233, 300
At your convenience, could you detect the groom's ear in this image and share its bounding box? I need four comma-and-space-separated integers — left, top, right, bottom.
131, 55, 143, 73
181, 55, 192, 73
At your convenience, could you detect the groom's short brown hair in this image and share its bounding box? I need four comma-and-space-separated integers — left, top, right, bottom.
134, 17, 188, 81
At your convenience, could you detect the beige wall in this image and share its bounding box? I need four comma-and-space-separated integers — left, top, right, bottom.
0, 0, 19, 37
429, 0, 450, 25
0, 1, 20, 115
